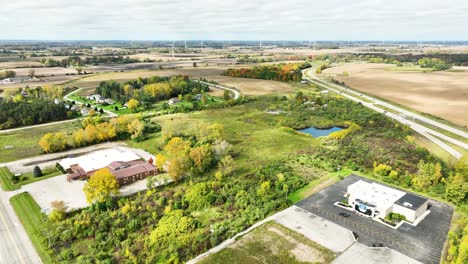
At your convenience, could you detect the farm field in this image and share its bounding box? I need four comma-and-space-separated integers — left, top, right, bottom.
322, 63, 468, 127
199, 221, 336, 264
205, 75, 295, 95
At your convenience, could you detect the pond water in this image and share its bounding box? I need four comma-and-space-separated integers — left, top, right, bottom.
299, 126, 344, 137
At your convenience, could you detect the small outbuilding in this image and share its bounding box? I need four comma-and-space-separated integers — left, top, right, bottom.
168, 97, 180, 105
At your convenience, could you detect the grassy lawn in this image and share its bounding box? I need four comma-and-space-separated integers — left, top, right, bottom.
288, 169, 354, 203
200, 221, 336, 264
0, 121, 81, 163
0, 167, 62, 191
0, 167, 16, 191
68, 95, 130, 115
10, 192, 53, 264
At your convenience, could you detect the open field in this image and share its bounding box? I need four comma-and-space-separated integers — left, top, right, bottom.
150, 104, 320, 172
322, 63, 468, 127
205, 75, 295, 95
199, 221, 335, 264
0, 60, 44, 69
0, 121, 81, 163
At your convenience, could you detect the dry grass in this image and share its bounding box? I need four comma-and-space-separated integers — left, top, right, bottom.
200, 221, 335, 264
206, 75, 295, 95
323, 63, 468, 127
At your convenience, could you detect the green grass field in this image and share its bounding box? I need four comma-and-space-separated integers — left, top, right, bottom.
0, 121, 81, 163
200, 221, 335, 264
150, 102, 320, 173
0, 167, 16, 191
288, 169, 354, 203
10, 192, 53, 264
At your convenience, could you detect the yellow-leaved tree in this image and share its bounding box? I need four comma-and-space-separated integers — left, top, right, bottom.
127, 98, 140, 112
83, 168, 119, 204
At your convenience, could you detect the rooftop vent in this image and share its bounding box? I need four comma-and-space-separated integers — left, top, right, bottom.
403, 202, 413, 208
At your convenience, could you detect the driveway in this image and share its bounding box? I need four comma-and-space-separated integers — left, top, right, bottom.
296, 175, 453, 264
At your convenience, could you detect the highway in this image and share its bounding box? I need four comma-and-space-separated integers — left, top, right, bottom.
0, 189, 42, 264
302, 68, 466, 159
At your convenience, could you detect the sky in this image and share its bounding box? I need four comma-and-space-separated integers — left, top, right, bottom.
2, 0, 468, 41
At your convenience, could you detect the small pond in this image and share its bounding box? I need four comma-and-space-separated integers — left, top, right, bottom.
299, 126, 344, 137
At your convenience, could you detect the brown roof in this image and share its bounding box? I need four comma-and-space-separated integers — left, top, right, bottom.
112, 162, 158, 180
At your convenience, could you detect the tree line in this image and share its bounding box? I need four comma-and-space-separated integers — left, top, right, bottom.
223, 62, 311, 82
40, 55, 139, 67
94, 75, 209, 105
39, 115, 158, 153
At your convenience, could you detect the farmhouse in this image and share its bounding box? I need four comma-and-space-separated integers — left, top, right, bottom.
58, 148, 158, 185
347, 180, 429, 223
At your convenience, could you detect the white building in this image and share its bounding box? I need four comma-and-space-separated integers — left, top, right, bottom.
347, 180, 428, 223
58, 148, 141, 173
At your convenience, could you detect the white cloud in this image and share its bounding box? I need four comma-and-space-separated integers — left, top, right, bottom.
2, 0, 467, 40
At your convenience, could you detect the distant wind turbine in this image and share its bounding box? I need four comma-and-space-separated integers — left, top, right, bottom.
171, 40, 175, 59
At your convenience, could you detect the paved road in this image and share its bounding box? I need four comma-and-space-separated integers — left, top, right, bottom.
196, 80, 241, 99
0, 189, 42, 264
303, 68, 466, 159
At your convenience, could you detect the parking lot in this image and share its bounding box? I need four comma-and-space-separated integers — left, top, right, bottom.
296, 175, 453, 264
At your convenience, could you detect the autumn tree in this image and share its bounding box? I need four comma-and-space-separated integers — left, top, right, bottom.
49, 200, 67, 222
127, 98, 140, 112
167, 157, 190, 181
189, 144, 212, 172
164, 137, 191, 158
155, 153, 167, 171
39, 132, 67, 153
83, 168, 119, 204
128, 119, 145, 141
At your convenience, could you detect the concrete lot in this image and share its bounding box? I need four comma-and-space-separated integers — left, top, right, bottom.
275, 206, 355, 253
296, 175, 453, 264
12, 174, 170, 213
332, 242, 422, 264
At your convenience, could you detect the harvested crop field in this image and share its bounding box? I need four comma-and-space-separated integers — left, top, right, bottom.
199, 221, 335, 264
205, 75, 294, 95
323, 63, 468, 127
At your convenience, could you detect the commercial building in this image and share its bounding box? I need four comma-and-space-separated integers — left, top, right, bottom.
58, 148, 158, 186
347, 180, 429, 223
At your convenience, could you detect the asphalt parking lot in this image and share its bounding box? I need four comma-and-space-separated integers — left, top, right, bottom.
296, 175, 453, 264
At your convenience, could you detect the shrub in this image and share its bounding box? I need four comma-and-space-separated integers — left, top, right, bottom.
33, 166, 43, 177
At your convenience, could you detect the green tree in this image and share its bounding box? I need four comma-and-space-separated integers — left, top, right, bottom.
223, 90, 231, 100
48, 200, 67, 222
373, 164, 392, 177
445, 173, 467, 204
83, 168, 119, 204
218, 155, 235, 176
33, 166, 42, 177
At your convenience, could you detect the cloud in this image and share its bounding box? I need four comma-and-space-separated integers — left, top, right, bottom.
2, 0, 468, 40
